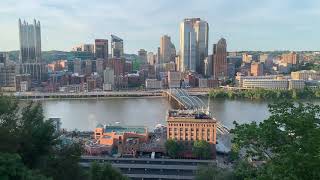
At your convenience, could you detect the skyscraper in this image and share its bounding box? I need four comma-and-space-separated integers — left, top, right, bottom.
179, 18, 208, 74
94, 39, 108, 60
19, 19, 41, 63
160, 35, 176, 64
138, 49, 147, 64
111, 35, 124, 58
212, 38, 227, 80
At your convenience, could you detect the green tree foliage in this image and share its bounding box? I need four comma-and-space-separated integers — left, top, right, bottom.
89, 162, 127, 180
231, 101, 320, 179
195, 164, 236, 180
18, 102, 58, 168
0, 152, 51, 180
209, 88, 320, 101
165, 139, 183, 158
0, 96, 86, 180
192, 140, 211, 159
44, 143, 87, 180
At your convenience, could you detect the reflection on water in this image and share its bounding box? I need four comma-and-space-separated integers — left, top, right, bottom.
42, 97, 311, 131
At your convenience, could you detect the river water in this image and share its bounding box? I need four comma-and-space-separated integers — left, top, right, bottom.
41, 97, 276, 131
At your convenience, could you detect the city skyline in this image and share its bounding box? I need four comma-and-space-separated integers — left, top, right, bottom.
1, 0, 320, 53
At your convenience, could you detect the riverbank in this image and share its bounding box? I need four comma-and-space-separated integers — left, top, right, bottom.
209, 88, 320, 100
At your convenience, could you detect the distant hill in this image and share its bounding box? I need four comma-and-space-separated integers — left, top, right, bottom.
2, 50, 141, 63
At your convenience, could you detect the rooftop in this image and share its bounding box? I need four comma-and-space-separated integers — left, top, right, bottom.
103, 126, 147, 135
167, 110, 215, 121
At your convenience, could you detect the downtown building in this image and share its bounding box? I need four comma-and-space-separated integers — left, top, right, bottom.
138, 49, 147, 64
111, 35, 124, 58
18, 19, 47, 83
212, 38, 227, 80
160, 35, 176, 64
94, 39, 108, 60
19, 19, 41, 63
179, 18, 209, 75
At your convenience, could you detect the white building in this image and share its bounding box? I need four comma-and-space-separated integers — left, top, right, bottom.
289, 80, 305, 90
20, 81, 29, 92
145, 79, 162, 89
291, 70, 320, 81
103, 67, 115, 91
168, 71, 182, 88
236, 75, 276, 87
242, 79, 289, 90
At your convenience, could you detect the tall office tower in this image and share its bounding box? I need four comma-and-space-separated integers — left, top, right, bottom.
94, 39, 108, 60
212, 38, 227, 80
19, 19, 41, 63
179, 18, 208, 74
138, 49, 147, 64
111, 35, 124, 58
160, 35, 176, 64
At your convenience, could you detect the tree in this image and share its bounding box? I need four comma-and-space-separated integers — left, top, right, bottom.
18, 102, 58, 168
195, 164, 236, 180
0, 152, 51, 180
192, 140, 211, 159
165, 139, 182, 158
90, 162, 127, 180
0, 96, 86, 180
44, 143, 87, 180
231, 101, 320, 179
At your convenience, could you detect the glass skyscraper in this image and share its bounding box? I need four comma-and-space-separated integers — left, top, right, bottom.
19, 19, 41, 63
111, 35, 124, 58
179, 18, 208, 75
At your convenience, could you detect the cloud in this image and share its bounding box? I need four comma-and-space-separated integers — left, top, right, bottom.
0, 0, 319, 53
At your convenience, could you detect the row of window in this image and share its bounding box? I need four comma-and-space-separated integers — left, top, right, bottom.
170, 136, 211, 141
169, 132, 212, 136
168, 123, 214, 128
169, 128, 212, 133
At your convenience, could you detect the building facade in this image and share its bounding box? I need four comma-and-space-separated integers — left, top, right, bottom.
111, 35, 124, 58
291, 70, 320, 80
138, 49, 148, 64
19, 19, 41, 63
281, 52, 298, 65
251, 62, 264, 76
212, 38, 227, 80
167, 110, 217, 145
94, 125, 148, 156
160, 35, 176, 64
94, 39, 108, 60
179, 18, 209, 74
242, 79, 289, 90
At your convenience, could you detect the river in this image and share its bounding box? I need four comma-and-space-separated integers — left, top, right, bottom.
41, 97, 276, 131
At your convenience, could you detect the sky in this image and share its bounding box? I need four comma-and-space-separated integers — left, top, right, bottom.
0, 0, 320, 54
